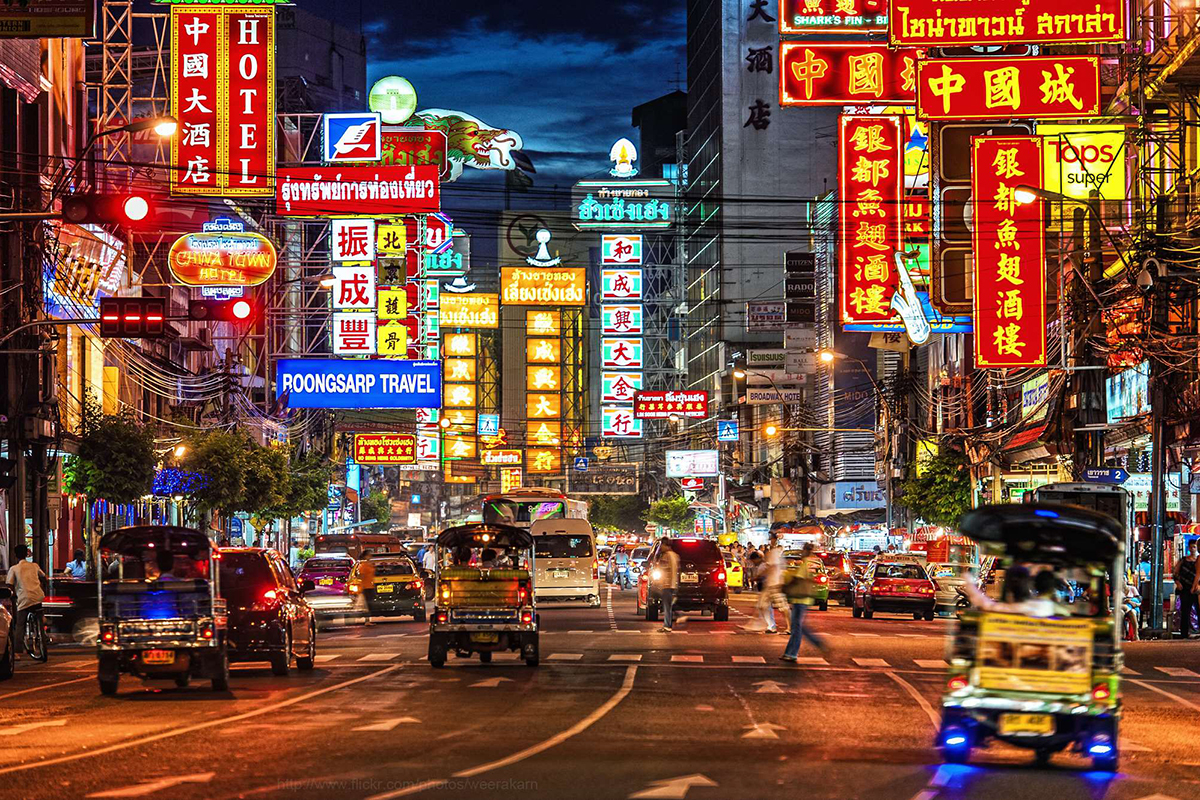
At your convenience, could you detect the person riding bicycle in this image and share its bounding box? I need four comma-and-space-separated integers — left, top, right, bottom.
5, 544, 46, 655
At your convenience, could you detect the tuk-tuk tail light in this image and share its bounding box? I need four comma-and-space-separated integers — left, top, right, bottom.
1092, 684, 1112, 702
200, 621, 215, 640
521, 610, 533, 625
100, 624, 117, 644
435, 611, 448, 624
947, 675, 969, 692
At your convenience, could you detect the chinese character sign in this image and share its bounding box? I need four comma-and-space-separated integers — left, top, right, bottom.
972, 136, 1046, 368
331, 218, 377, 262
839, 115, 903, 325
601, 305, 644, 335
601, 269, 643, 300
601, 372, 642, 403
526, 338, 562, 364
332, 312, 376, 355
780, 44, 921, 106
890, 0, 1124, 46
916, 57, 1100, 121
171, 7, 275, 196
601, 338, 644, 369
601, 235, 643, 265
602, 407, 644, 438
332, 266, 376, 310
780, 0, 888, 33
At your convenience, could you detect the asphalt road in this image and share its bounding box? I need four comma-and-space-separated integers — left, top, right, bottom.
1, 587, 1198, 800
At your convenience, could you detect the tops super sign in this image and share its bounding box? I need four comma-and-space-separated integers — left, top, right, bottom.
323, 113, 382, 162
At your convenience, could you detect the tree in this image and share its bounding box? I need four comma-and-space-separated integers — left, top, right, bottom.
644, 494, 694, 534
181, 429, 250, 513
896, 449, 973, 528
64, 392, 156, 503
588, 495, 649, 531
359, 491, 393, 533
237, 442, 289, 516
265, 452, 334, 520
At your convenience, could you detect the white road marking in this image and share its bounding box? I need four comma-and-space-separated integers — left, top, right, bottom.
352, 717, 421, 732
695, 705, 713, 711
59, 659, 93, 668
367, 667, 639, 800
470, 677, 514, 688
885, 671, 940, 727
608, 654, 643, 662
753, 680, 786, 693
1121, 666, 1140, 675
568, 630, 593, 634
0, 719, 68, 736
86, 772, 215, 798
732, 656, 765, 664
794, 657, 828, 666
1121, 740, 1153, 752
1130, 678, 1200, 712
849, 632, 880, 637
357, 653, 400, 662
1156, 667, 1200, 678
671, 655, 703, 663
0, 666, 399, 776
547, 653, 583, 661
314, 654, 340, 663
0, 675, 91, 700
490, 652, 521, 662
896, 634, 926, 638
628, 773, 718, 799
853, 658, 890, 667
742, 722, 787, 739
607, 585, 618, 631
915, 659, 949, 669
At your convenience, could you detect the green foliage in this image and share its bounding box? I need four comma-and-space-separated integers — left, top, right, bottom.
896, 449, 973, 528
265, 452, 334, 520
238, 442, 289, 515
66, 392, 156, 503
644, 494, 694, 534
588, 494, 649, 532
181, 431, 295, 518
359, 491, 393, 533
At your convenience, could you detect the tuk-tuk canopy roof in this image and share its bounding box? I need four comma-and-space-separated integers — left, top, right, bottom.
437, 523, 533, 551
959, 504, 1123, 562
98, 526, 213, 558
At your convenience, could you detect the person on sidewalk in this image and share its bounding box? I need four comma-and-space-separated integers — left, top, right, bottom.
780, 543, 831, 662
1177, 539, 1200, 639
659, 545, 682, 633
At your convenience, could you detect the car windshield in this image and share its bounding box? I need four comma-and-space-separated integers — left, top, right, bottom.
219, 553, 275, 602
818, 552, 845, 570
667, 539, 722, 563
631, 548, 650, 560
877, 563, 927, 580
996, 562, 1110, 617
484, 499, 566, 525
371, 560, 416, 576
535, 535, 593, 559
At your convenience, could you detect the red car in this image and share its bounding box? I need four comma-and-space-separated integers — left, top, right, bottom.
852, 557, 937, 620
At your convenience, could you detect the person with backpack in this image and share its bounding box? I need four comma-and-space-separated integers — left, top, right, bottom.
780, 543, 831, 661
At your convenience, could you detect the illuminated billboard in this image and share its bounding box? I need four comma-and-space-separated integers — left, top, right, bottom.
916, 57, 1100, 121
780, 44, 920, 106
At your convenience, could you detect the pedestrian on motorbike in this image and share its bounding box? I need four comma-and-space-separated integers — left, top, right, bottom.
1176, 538, 1199, 639
780, 543, 831, 662
5, 544, 46, 655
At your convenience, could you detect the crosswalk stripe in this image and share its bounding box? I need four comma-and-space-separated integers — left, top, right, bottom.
568, 630, 592, 635
1121, 667, 1139, 675
546, 653, 583, 661
491, 652, 520, 662
1156, 667, 1200, 678
671, 655, 704, 663
849, 633, 880, 638
896, 634, 926, 638
357, 653, 400, 662
853, 657, 890, 667
732, 655, 766, 664
795, 657, 828, 666
915, 659, 948, 669
608, 654, 642, 662
314, 655, 340, 663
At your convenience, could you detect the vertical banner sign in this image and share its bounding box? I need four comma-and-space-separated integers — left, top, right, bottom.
839, 115, 903, 325
972, 136, 1046, 368
171, 7, 275, 196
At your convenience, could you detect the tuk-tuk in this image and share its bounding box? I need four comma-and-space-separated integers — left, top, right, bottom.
428, 523, 538, 667
940, 504, 1124, 771
96, 526, 230, 695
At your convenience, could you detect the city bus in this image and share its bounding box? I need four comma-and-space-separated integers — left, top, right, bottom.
313, 532, 407, 559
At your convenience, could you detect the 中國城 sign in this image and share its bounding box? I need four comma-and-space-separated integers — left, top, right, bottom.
916, 57, 1101, 121
168, 218, 277, 286
275, 359, 441, 409
275, 166, 440, 216
890, 0, 1124, 46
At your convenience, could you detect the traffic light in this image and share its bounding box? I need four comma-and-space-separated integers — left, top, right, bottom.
99, 297, 167, 338
61, 193, 158, 227
188, 298, 260, 324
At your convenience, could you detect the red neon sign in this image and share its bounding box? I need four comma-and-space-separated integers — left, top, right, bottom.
916, 57, 1101, 121
891, 0, 1124, 46
780, 44, 921, 107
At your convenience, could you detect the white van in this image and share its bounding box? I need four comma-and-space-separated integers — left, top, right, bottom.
531, 519, 600, 606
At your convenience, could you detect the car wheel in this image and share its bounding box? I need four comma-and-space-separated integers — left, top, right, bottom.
819, 601, 828, 612
852, 602, 862, 619
924, 611, 935, 622
0, 628, 14, 680
297, 625, 316, 671
174, 673, 190, 688
271, 633, 292, 676
914, 612, 923, 620
479, 651, 492, 664
863, 601, 874, 620
714, 605, 729, 622
414, 607, 427, 623
99, 677, 119, 696
211, 652, 230, 691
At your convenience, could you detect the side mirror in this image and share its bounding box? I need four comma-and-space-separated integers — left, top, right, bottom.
300, 579, 316, 593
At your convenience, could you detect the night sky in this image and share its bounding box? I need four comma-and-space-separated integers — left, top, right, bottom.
297, 1, 687, 188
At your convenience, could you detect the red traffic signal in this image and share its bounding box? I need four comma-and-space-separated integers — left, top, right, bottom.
188, 298, 261, 324
99, 297, 167, 339
62, 193, 158, 226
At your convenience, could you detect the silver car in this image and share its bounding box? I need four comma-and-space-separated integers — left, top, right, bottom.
927, 562, 977, 615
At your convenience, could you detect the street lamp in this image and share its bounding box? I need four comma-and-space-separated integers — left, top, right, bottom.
1013, 184, 1129, 265
173, 445, 187, 458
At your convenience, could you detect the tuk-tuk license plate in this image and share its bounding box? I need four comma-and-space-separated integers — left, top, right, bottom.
999, 713, 1054, 735
470, 633, 499, 644
681, 572, 699, 583
376, 584, 394, 593
142, 650, 175, 665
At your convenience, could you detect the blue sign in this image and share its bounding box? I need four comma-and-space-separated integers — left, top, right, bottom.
276, 359, 441, 409
322, 113, 382, 162
346, 458, 361, 495
411, 494, 422, 505
717, 420, 740, 442
1083, 468, 1129, 485
574, 457, 589, 472
843, 292, 972, 334
229, 518, 243, 537
477, 413, 500, 437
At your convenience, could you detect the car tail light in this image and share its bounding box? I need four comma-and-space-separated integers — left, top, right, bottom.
348, 583, 360, 594
520, 610, 533, 625
716, 571, 726, 583
1092, 684, 1112, 702
252, 588, 282, 611
948, 676, 969, 692
593, 559, 599, 580
818, 575, 828, 584
435, 611, 448, 624
408, 580, 423, 590
100, 624, 116, 644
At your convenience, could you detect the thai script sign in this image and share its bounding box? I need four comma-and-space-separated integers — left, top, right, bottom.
440, 293, 499, 328
380, 127, 450, 177
500, 267, 586, 306
633, 391, 709, 420
572, 180, 673, 230
916, 57, 1101, 121
353, 433, 416, 465
275, 166, 440, 216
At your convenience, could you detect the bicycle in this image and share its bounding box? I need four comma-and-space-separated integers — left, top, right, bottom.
22, 604, 48, 663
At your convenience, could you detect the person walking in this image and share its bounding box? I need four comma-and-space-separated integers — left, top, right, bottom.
1176, 538, 1199, 639
658, 545, 681, 633
780, 543, 831, 661
762, 538, 790, 634
356, 557, 377, 626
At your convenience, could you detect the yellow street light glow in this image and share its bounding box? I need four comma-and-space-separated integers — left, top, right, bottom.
173, 445, 187, 458
764, 424, 779, 437
153, 117, 179, 138
818, 350, 836, 364
733, 369, 746, 379
1013, 186, 1039, 206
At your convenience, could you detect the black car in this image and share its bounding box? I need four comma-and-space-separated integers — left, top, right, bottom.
353, 554, 426, 620
219, 548, 317, 675
636, 538, 729, 621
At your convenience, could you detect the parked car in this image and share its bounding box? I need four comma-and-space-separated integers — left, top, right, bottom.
720, 549, 744, 592
927, 562, 977, 616
0, 586, 14, 680
352, 555, 426, 620
852, 556, 937, 620
219, 548, 317, 675
637, 537, 729, 621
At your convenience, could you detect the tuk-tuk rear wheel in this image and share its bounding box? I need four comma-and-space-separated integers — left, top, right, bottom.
99, 677, 118, 696
174, 673, 190, 688
479, 651, 492, 663
211, 652, 230, 691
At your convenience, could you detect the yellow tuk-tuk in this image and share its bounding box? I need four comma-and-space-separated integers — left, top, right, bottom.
940, 504, 1123, 771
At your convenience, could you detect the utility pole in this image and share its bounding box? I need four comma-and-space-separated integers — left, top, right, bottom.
1148, 196, 1169, 635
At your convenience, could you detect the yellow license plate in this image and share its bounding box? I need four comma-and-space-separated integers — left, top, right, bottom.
681, 572, 698, 583
142, 649, 175, 665
470, 633, 499, 643
999, 713, 1054, 735
376, 584, 394, 593
318, 578, 334, 585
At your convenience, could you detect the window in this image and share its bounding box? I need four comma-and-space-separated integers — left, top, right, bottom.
373, 560, 416, 577
666, 539, 722, 564
218, 554, 276, 602
535, 535, 594, 559
484, 499, 566, 525
879, 564, 926, 580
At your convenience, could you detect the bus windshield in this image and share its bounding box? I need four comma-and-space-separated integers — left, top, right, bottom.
483, 499, 566, 525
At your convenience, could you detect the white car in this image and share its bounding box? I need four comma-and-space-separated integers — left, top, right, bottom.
927, 562, 976, 615
0, 585, 15, 680
531, 519, 601, 606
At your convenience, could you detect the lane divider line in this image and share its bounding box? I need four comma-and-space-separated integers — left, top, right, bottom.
1130, 678, 1200, 712
885, 671, 940, 728
0, 675, 91, 701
